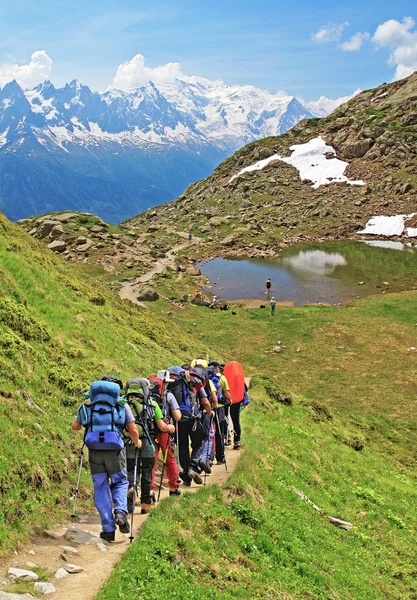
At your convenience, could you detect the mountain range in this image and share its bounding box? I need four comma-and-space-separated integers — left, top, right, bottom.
0, 76, 353, 222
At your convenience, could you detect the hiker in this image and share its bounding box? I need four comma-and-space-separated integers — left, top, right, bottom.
265, 278, 271, 296
222, 361, 246, 450
188, 232, 192, 241
71, 376, 141, 543
190, 359, 218, 472
148, 371, 182, 497
175, 262, 181, 274
208, 361, 232, 464
167, 364, 214, 486
270, 296, 276, 316
194, 290, 202, 299
124, 378, 175, 514
211, 295, 219, 307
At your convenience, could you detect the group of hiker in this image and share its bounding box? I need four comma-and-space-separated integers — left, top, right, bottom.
71, 359, 249, 543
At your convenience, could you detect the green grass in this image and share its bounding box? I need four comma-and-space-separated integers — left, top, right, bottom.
0, 213, 207, 555
98, 378, 417, 600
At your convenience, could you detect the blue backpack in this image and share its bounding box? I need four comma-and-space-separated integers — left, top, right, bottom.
167, 366, 200, 420
208, 367, 223, 403
78, 380, 125, 450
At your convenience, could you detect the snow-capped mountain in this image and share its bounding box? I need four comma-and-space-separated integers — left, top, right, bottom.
0, 77, 350, 222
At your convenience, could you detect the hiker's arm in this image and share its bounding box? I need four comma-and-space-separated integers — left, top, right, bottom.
200, 396, 214, 417
211, 390, 219, 409
72, 421, 82, 431
126, 422, 142, 448
155, 418, 175, 434
171, 408, 182, 422
223, 389, 232, 405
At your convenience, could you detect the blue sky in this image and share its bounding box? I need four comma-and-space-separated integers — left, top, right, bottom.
0, 0, 416, 99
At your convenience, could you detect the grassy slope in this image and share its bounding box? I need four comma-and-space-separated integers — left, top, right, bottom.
98, 272, 417, 599
0, 213, 207, 555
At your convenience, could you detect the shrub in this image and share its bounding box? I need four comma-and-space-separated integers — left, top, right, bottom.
0, 297, 50, 341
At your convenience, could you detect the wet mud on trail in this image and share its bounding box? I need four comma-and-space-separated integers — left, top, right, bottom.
0, 447, 241, 600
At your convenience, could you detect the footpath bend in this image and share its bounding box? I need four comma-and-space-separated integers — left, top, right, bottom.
0, 447, 240, 600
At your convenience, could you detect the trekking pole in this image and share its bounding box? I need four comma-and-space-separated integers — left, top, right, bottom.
157, 442, 169, 502
215, 410, 227, 472
71, 443, 85, 519
175, 421, 180, 472
203, 416, 212, 486
129, 447, 139, 544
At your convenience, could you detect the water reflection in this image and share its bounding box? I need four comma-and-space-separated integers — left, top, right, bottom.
198, 241, 417, 306
282, 250, 346, 275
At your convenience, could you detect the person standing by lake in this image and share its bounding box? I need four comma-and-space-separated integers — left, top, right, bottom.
265, 278, 271, 298
270, 296, 276, 316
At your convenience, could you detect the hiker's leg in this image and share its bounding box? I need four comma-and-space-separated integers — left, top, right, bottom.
89, 450, 115, 533
230, 401, 242, 444
105, 449, 129, 514
162, 435, 179, 491
178, 420, 192, 483
215, 406, 225, 461
140, 456, 156, 509
190, 418, 205, 468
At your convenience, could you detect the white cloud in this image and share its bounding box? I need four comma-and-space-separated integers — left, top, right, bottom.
340, 32, 370, 51
312, 22, 349, 43
372, 17, 417, 80
112, 53, 186, 89
0, 50, 53, 89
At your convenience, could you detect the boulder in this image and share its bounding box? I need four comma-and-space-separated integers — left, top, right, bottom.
34, 582, 56, 595
38, 220, 61, 239
89, 225, 104, 233
76, 240, 93, 252
65, 526, 99, 545
49, 225, 65, 239
136, 288, 159, 301
47, 240, 66, 253
8, 568, 38, 582
0, 593, 35, 599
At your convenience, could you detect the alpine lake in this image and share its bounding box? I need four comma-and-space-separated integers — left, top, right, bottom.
197, 240, 417, 306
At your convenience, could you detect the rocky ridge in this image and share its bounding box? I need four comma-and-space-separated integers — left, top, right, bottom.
126, 72, 417, 259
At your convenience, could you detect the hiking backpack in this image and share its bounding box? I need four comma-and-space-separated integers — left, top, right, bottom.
208, 367, 223, 404
78, 380, 126, 451
191, 365, 214, 405
166, 366, 201, 421
148, 376, 169, 420
125, 378, 156, 439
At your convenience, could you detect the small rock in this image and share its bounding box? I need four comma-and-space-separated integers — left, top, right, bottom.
337, 345, 344, 350
64, 564, 83, 574
96, 542, 107, 553
296, 348, 301, 353
65, 526, 99, 545
273, 346, 282, 353
358, 281, 365, 285
54, 568, 69, 579
44, 529, 61, 540
0, 593, 36, 599
34, 582, 56, 595
60, 553, 68, 562
8, 567, 38, 581
383, 281, 389, 286
27, 550, 36, 556
59, 546, 79, 555
407, 347, 417, 352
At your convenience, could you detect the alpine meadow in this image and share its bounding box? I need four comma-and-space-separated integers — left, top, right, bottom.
1, 5, 417, 600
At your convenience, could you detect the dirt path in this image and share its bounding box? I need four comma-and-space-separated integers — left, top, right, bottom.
1, 447, 240, 600
119, 238, 195, 304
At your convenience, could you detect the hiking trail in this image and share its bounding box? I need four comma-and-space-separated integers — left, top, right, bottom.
0, 447, 240, 600
119, 234, 201, 304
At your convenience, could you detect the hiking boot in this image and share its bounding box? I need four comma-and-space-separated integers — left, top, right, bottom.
225, 438, 232, 446
199, 459, 212, 474
141, 508, 150, 515
217, 458, 226, 465
179, 471, 192, 485
100, 530, 115, 543
169, 488, 181, 497
150, 492, 156, 505
127, 487, 136, 515
181, 481, 191, 487
188, 469, 203, 484
233, 442, 241, 450
114, 510, 130, 534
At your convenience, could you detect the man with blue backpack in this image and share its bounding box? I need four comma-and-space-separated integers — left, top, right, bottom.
71, 376, 141, 543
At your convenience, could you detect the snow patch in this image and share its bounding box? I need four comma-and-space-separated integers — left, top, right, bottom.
363, 240, 405, 251
358, 214, 416, 237
3, 98, 11, 109
0, 127, 9, 147
229, 136, 365, 188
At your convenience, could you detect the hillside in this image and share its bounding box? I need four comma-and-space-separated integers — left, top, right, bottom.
0, 77, 343, 223
0, 211, 206, 555
127, 72, 417, 259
